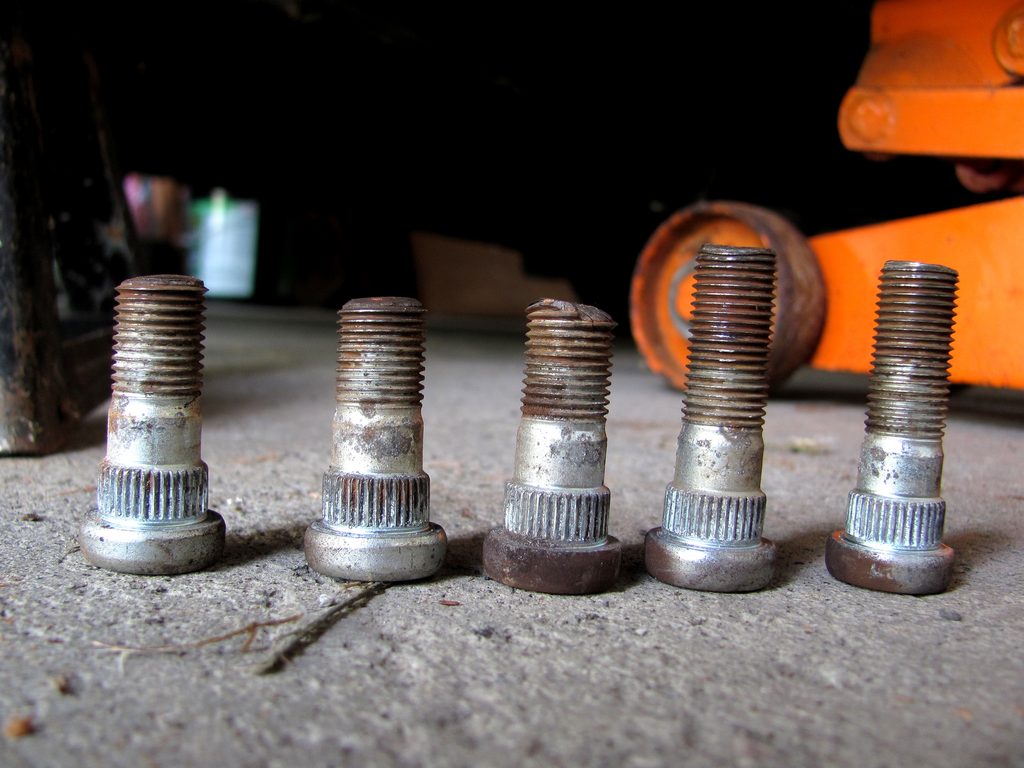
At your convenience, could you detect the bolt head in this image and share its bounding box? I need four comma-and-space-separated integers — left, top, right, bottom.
644, 527, 775, 592
483, 527, 621, 595
304, 521, 446, 582
79, 510, 225, 575
1009, 15, 1024, 54
825, 530, 954, 595
995, 11, 1024, 75
845, 91, 896, 144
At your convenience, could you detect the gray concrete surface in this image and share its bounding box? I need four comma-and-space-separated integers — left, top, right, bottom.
1, 303, 1022, 767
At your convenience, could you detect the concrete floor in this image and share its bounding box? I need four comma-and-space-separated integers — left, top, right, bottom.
1, 303, 1022, 767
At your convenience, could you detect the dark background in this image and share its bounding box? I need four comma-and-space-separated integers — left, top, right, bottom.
29, 1, 990, 327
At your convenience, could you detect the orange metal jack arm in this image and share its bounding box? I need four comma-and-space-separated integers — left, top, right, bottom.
839, 0, 1024, 159
809, 197, 1024, 388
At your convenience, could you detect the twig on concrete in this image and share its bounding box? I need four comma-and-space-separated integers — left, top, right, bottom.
247, 582, 387, 675
3, 714, 35, 739
52, 484, 97, 497
92, 613, 302, 656
89, 582, 386, 674
56, 545, 80, 565
234, 452, 282, 465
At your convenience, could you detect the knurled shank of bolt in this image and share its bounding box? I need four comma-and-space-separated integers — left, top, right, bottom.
482, 299, 621, 595
304, 297, 446, 581
826, 261, 959, 595
645, 244, 777, 592
79, 275, 225, 575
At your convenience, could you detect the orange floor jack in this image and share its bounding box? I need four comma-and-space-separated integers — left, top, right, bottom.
631, 0, 1024, 390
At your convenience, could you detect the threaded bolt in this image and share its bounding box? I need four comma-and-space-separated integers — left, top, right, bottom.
645, 244, 777, 592
304, 297, 446, 581
482, 299, 621, 594
79, 275, 225, 575
826, 261, 959, 594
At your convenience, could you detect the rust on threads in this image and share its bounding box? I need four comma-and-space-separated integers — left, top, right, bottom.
520, 298, 615, 420
865, 261, 958, 439
335, 297, 425, 408
682, 245, 775, 429
111, 275, 206, 398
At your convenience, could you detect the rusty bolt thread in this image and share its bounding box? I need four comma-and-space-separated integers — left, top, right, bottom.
864, 261, 958, 441
840, 262, 958, 553
520, 299, 615, 421
484, 299, 621, 595
646, 245, 777, 593
99, 275, 210, 524
307, 297, 445, 582
323, 297, 431, 532
336, 296, 424, 408
507, 299, 615, 543
682, 244, 775, 429
111, 275, 206, 398
827, 262, 958, 594
666, 244, 776, 543
82, 275, 223, 575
